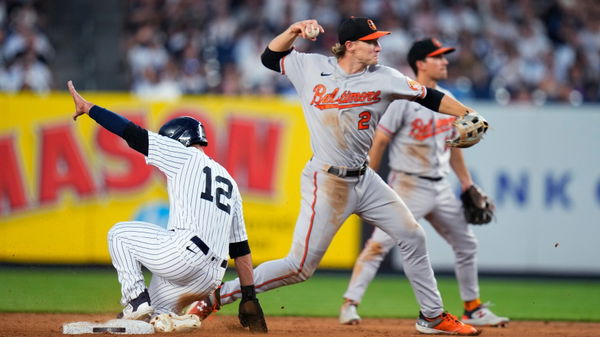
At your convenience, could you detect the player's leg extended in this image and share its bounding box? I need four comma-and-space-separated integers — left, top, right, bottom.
343, 229, 396, 304
425, 181, 479, 303
427, 181, 509, 326
220, 164, 357, 305
355, 169, 443, 318
341, 172, 436, 316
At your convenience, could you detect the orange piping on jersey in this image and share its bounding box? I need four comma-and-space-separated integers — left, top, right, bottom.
280, 56, 287, 75
378, 125, 394, 137
221, 171, 319, 299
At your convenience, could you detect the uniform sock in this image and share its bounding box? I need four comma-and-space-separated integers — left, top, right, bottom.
464, 299, 481, 312
343, 298, 358, 306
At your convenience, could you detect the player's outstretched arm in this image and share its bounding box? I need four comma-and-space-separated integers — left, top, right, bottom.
67, 81, 149, 156
268, 19, 324, 51
233, 253, 268, 333
438, 94, 474, 118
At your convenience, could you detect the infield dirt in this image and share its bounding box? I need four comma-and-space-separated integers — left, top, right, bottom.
1, 313, 599, 337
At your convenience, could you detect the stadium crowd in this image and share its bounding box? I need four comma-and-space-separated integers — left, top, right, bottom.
1, 0, 598, 105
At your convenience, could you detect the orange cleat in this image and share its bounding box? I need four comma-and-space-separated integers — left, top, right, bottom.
416, 311, 480, 335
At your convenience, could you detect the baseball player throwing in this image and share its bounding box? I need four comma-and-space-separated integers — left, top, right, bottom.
67, 81, 267, 333
338, 38, 509, 327
189, 18, 484, 335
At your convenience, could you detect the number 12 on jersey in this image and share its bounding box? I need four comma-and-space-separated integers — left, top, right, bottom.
200, 166, 233, 214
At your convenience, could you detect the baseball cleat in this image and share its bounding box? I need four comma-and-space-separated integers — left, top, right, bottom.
119, 289, 154, 321
416, 312, 480, 335
184, 286, 221, 320
339, 301, 361, 325
462, 302, 509, 327
150, 313, 201, 332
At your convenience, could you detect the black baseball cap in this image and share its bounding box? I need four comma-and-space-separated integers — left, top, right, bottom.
407, 38, 455, 68
338, 17, 390, 44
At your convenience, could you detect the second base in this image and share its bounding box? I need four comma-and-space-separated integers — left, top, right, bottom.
62, 319, 154, 334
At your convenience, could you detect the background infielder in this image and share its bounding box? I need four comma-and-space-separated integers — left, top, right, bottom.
67, 81, 267, 333
339, 38, 509, 327
190, 18, 484, 335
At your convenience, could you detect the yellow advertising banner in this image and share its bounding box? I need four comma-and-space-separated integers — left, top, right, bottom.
0, 93, 360, 268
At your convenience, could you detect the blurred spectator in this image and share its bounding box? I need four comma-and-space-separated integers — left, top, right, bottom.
0, 0, 53, 93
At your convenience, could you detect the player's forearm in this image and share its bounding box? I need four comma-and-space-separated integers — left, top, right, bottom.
449, 148, 473, 191
88, 106, 149, 156
234, 253, 255, 286
368, 130, 391, 171
438, 95, 473, 118
268, 27, 299, 52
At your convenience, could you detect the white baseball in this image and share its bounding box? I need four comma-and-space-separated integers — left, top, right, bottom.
305, 25, 319, 39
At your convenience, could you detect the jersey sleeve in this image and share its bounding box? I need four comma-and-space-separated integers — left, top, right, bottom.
387, 67, 427, 101
378, 100, 409, 137
145, 131, 191, 178
229, 191, 249, 243
281, 49, 316, 92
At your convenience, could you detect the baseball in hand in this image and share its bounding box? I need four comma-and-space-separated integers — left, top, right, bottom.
305, 25, 320, 39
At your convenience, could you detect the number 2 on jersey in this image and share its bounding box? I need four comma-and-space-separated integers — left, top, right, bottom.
358, 111, 371, 130
200, 166, 233, 214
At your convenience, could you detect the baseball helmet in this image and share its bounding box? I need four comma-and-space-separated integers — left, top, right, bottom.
158, 116, 208, 147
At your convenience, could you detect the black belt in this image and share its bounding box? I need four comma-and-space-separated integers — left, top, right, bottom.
191, 236, 227, 268
401, 171, 443, 182
327, 163, 367, 177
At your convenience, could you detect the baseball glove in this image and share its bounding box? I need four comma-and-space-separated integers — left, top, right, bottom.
239, 298, 268, 333
446, 112, 488, 148
461, 185, 495, 225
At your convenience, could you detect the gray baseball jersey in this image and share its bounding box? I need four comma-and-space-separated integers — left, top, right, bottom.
109, 131, 247, 315
343, 86, 480, 305
219, 50, 447, 318
283, 49, 426, 168
380, 86, 455, 178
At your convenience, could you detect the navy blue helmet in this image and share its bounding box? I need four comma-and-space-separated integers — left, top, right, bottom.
158, 116, 208, 147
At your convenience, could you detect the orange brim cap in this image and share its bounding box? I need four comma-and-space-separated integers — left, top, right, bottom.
427, 47, 456, 57
358, 31, 391, 41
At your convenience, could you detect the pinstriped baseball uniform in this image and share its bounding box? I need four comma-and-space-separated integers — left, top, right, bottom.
219, 50, 447, 318
109, 131, 247, 315
343, 87, 480, 304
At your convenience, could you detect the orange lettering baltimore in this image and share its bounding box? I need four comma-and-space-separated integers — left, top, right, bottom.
310, 84, 381, 110
409, 117, 455, 141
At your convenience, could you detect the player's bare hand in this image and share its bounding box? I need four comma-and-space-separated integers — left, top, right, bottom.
289, 19, 324, 41
67, 80, 94, 121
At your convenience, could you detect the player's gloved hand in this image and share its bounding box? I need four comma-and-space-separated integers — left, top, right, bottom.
238, 285, 268, 333
461, 184, 495, 225
446, 111, 489, 148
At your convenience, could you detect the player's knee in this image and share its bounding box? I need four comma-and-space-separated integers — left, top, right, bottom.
107, 222, 128, 241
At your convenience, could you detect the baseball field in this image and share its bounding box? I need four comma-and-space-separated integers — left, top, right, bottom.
1, 267, 599, 336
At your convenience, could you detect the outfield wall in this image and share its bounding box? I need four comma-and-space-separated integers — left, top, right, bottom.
386, 103, 600, 276
0, 93, 359, 268
1, 94, 598, 275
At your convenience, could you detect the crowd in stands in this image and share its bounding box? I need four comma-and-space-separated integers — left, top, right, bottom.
122, 0, 600, 104
0, 0, 52, 94
2, 0, 599, 105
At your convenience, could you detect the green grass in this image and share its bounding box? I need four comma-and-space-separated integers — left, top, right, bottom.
1, 267, 599, 321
